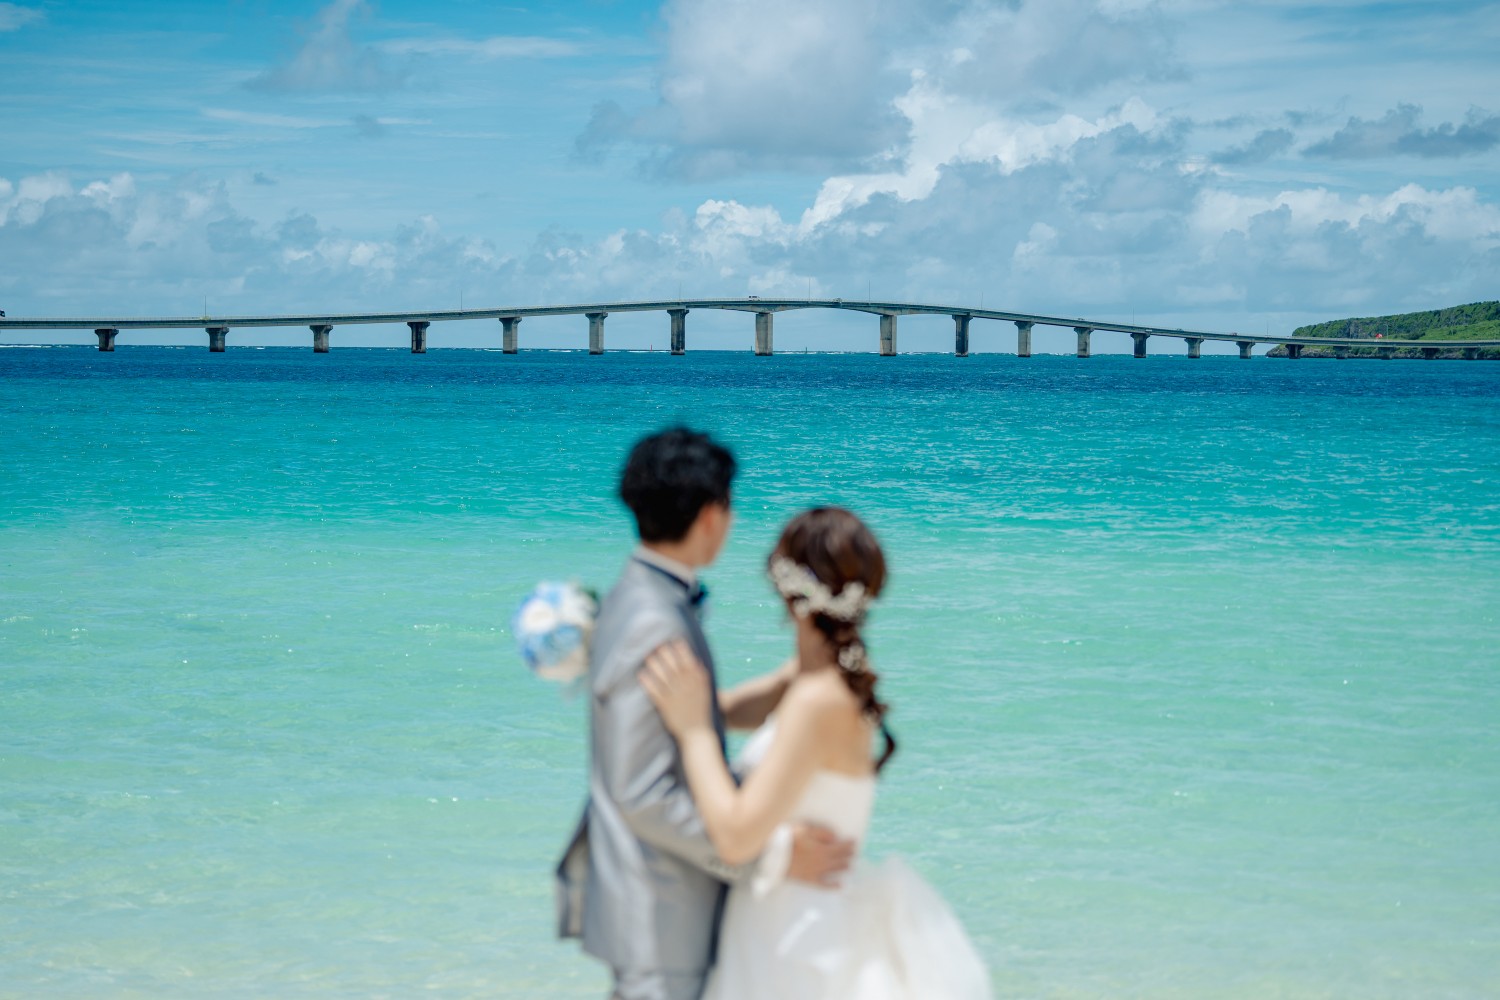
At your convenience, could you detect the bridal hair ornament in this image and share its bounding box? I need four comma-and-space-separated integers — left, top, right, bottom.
768, 556, 873, 623
837, 641, 869, 673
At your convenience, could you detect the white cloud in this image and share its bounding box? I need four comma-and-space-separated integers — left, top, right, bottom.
1193, 184, 1500, 245
1304, 104, 1500, 159
695, 200, 794, 248
202, 108, 343, 129
799, 77, 1160, 231
381, 35, 580, 59
202, 108, 429, 138
1, 158, 1496, 340
4, 172, 73, 226
0, 3, 43, 32
1212, 128, 1294, 165
81, 173, 136, 206
249, 0, 404, 93
0, 171, 526, 314
578, 0, 907, 178
925, 0, 1176, 102
577, 0, 1186, 183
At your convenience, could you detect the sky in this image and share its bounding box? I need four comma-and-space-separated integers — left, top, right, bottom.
1, 0, 1498, 351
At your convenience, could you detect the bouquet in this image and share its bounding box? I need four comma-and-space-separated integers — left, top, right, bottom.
512, 581, 599, 683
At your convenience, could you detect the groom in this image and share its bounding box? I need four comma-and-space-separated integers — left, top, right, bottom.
557, 427, 851, 1000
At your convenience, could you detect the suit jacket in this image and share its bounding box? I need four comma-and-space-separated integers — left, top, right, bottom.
556, 555, 747, 976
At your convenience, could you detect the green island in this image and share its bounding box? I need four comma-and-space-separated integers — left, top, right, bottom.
1268, 301, 1500, 358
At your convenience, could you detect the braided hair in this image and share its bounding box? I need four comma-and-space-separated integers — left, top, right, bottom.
768, 508, 897, 773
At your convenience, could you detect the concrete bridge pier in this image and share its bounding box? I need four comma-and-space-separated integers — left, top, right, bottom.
311, 324, 332, 353
1464, 347, 1480, 360
953, 314, 971, 357
879, 314, 897, 356
1377, 345, 1394, 359
1185, 337, 1203, 359
1286, 344, 1304, 359
1131, 332, 1149, 358
95, 328, 118, 352
754, 311, 774, 356
207, 326, 229, 352
1015, 321, 1034, 358
500, 317, 521, 354
408, 321, 429, 354
1074, 326, 1092, 358
1334, 345, 1349, 359
668, 309, 687, 355
1422, 347, 1440, 360
1237, 341, 1254, 359
587, 312, 607, 355
1014, 322, 1038, 358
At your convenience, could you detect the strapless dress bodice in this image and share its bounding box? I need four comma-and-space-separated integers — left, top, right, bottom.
737, 719, 876, 844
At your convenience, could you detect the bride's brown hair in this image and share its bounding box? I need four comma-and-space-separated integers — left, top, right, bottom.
768, 507, 897, 773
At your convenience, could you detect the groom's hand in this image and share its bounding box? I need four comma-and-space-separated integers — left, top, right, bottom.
786, 823, 854, 889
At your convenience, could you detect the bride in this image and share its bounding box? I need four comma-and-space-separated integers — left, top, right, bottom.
641, 507, 992, 999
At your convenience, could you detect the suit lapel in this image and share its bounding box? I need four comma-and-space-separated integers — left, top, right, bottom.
628, 556, 728, 755
679, 607, 727, 753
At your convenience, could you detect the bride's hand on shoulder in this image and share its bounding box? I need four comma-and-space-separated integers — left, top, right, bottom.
641, 639, 713, 737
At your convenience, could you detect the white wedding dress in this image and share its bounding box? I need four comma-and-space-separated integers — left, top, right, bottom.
705, 722, 993, 1000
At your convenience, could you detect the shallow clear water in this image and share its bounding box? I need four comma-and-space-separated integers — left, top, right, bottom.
2, 347, 1498, 998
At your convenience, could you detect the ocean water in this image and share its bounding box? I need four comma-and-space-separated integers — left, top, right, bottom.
2, 346, 1498, 999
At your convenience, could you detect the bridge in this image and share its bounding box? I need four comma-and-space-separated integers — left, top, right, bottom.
2, 298, 1496, 359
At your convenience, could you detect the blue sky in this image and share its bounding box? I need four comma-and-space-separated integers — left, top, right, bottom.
2, 0, 1498, 351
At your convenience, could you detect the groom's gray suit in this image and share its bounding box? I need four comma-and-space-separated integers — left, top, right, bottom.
557, 553, 747, 998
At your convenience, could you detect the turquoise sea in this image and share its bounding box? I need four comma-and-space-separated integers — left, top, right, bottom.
2, 346, 1498, 998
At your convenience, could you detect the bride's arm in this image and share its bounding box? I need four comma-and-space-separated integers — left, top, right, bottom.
718, 656, 798, 731
643, 641, 839, 866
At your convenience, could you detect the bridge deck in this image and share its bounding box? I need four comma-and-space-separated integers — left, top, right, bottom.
1, 298, 1496, 350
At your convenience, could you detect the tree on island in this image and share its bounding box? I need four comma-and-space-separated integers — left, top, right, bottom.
1269, 301, 1500, 358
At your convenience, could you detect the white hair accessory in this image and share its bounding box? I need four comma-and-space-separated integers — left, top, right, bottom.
768, 556, 872, 623
837, 641, 869, 673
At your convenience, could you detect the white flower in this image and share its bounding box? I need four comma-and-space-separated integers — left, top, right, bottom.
767, 557, 872, 622
512, 581, 598, 684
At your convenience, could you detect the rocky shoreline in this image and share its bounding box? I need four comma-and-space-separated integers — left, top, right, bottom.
1267, 345, 1500, 360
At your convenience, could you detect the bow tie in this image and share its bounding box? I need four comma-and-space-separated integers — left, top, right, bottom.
688, 582, 709, 608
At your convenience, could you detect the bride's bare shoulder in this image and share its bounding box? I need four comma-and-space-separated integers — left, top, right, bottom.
780, 670, 872, 775
780, 669, 861, 722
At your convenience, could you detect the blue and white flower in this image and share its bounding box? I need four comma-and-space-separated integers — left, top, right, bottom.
512, 581, 598, 683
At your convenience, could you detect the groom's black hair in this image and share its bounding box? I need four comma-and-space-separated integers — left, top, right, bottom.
619, 427, 736, 542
